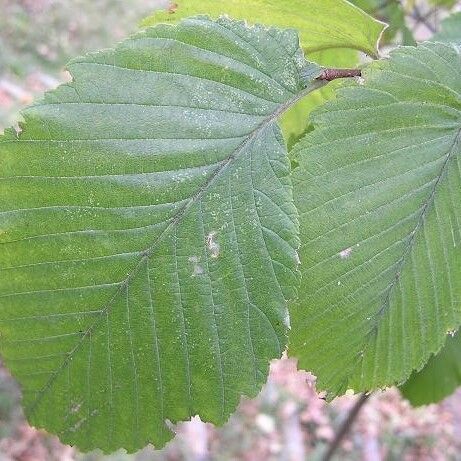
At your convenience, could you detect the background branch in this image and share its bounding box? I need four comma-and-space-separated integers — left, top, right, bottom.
322, 393, 371, 461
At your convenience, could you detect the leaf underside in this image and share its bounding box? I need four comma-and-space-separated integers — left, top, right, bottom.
0, 17, 321, 452
401, 330, 461, 406
289, 42, 461, 398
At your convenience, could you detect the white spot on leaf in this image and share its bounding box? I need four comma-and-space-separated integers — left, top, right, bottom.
206, 232, 220, 258
70, 417, 87, 432
295, 252, 301, 265
339, 247, 352, 259
70, 401, 82, 414
188, 256, 204, 277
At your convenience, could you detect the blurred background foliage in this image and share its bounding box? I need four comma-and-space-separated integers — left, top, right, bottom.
1, 1, 461, 460
0, 0, 170, 75
0, 0, 167, 129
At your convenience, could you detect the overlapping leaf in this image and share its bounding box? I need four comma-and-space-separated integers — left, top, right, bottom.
142, 0, 386, 57
401, 330, 461, 406
289, 42, 461, 397
0, 17, 323, 452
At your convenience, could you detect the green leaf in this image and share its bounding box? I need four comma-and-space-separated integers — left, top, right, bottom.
400, 330, 461, 406
0, 17, 322, 452
289, 42, 461, 398
433, 12, 461, 45
141, 0, 386, 57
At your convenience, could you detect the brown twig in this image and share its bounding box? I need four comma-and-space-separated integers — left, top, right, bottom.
321, 392, 371, 461
317, 68, 362, 81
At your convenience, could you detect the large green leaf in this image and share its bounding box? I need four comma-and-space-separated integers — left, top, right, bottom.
0, 17, 323, 452
400, 330, 461, 406
141, 0, 386, 57
433, 12, 461, 45
289, 42, 461, 398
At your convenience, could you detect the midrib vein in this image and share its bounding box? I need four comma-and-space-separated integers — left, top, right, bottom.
342, 123, 461, 392
27, 78, 326, 414
374, 125, 461, 322
334, 123, 461, 393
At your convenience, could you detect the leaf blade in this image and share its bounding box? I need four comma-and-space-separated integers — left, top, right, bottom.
289, 42, 461, 397
0, 17, 320, 452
